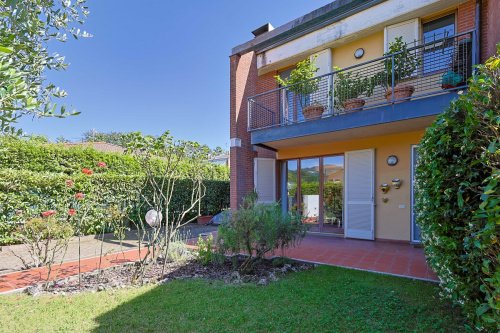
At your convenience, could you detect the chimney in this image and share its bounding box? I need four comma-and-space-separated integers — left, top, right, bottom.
252, 23, 274, 38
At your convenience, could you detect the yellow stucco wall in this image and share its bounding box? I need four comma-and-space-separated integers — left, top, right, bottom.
277, 130, 425, 242
332, 31, 384, 69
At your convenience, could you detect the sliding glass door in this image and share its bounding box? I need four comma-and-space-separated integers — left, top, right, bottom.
300, 158, 320, 232
284, 156, 344, 234
323, 156, 344, 234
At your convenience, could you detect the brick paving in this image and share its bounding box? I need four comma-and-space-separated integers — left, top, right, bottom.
0, 234, 437, 294
281, 235, 438, 281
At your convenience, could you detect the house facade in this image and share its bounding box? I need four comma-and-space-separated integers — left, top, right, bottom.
229, 0, 499, 243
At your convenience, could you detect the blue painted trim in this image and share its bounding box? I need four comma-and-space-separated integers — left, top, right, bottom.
251, 93, 458, 145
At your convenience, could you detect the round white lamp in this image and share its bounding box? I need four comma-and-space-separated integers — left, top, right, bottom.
145, 209, 162, 227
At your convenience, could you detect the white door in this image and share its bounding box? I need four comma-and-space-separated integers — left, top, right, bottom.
254, 158, 276, 203
345, 149, 375, 240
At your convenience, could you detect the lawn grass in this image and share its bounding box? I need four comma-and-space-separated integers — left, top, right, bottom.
0, 266, 465, 332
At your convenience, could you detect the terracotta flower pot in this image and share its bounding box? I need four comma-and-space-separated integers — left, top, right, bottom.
342, 98, 365, 111
302, 105, 324, 119
385, 84, 415, 102
197, 215, 212, 225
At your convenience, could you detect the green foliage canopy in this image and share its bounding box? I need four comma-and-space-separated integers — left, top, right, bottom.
415, 48, 499, 331
0, 0, 91, 134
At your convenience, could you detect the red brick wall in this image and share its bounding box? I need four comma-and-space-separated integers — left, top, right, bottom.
481, 0, 500, 61
457, 0, 476, 33
229, 52, 277, 209
458, 0, 499, 62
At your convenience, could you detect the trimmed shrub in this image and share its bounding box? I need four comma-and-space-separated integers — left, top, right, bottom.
415, 49, 499, 331
217, 192, 307, 272
0, 136, 229, 180
0, 172, 229, 245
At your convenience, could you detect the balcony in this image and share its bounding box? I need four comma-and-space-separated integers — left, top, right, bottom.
248, 30, 476, 144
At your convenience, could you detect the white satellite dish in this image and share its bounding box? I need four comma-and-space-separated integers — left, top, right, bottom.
145, 209, 162, 227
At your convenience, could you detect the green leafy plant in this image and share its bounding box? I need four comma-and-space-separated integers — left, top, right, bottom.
0, 136, 230, 245
415, 47, 499, 331
15, 216, 74, 269
217, 192, 307, 272
275, 57, 320, 108
378, 36, 421, 89
0, 0, 92, 135
196, 234, 221, 266
333, 66, 375, 105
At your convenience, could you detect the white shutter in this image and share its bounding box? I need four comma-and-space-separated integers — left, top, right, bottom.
311, 49, 332, 77
345, 149, 375, 240
384, 18, 420, 51
254, 158, 276, 203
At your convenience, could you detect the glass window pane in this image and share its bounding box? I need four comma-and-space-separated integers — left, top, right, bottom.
286, 160, 298, 212
300, 158, 320, 232
323, 156, 344, 234
422, 14, 455, 74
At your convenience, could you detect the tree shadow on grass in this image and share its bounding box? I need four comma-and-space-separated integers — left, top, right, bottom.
91, 266, 467, 333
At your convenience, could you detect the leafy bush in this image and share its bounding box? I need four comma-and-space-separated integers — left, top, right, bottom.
415, 49, 499, 331
0, 136, 229, 180
16, 216, 74, 269
196, 234, 221, 266
217, 192, 307, 272
0, 169, 229, 245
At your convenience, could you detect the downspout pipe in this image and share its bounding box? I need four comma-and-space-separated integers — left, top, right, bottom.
474, 0, 481, 66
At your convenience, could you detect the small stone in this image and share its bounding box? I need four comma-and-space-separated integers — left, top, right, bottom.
268, 272, 278, 282
281, 264, 292, 273
97, 284, 105, 292
61, 292, 66, 296
257, 278, 268, 286
25, 285, 41, 296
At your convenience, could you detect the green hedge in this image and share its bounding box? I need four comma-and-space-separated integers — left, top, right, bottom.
415, 51, 499, 331
0, 169, 229, 245
0, 136, 229, 180
0, 137, 230, 245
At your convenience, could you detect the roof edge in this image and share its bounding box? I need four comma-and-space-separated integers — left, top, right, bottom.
231, 0, 386, 56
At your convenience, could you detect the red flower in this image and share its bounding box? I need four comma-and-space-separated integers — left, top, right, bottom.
65, 179, 74, 188
75, 192, 85, 200
41, 210, 56, 217
68, 209, 77, 216
82, 168, 93, 175
97, 161, 107, 168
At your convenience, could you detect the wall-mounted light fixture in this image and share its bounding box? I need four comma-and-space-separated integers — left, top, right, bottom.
379, 183, 390, 194
392, 178, 402, 189
386, 155, 398, 166
354, 48, 365, 59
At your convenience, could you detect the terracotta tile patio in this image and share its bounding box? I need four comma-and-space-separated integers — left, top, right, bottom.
0, 234, 437, 294
281, 235, 438, 281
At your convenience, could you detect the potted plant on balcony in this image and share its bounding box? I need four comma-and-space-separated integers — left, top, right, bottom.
378, 36, 421, 102
333, 66, 375, 111
275, 57, 325, 119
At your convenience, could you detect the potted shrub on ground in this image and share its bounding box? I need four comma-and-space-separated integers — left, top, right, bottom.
333, 66, 375, 111
379, 36, 421, 102
275, 57, 325, 120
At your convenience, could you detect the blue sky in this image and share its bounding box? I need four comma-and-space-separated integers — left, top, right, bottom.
20, 1, 332, 148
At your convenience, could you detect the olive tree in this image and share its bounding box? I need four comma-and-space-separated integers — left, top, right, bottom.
0, 0, 91, 135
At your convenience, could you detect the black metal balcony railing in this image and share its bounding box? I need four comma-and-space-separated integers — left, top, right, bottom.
248, 30, 476, 131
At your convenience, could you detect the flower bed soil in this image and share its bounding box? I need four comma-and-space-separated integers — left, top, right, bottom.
25, 255, 315, 296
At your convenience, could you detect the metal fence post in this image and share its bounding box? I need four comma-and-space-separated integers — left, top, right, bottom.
391, 54, 395, 103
